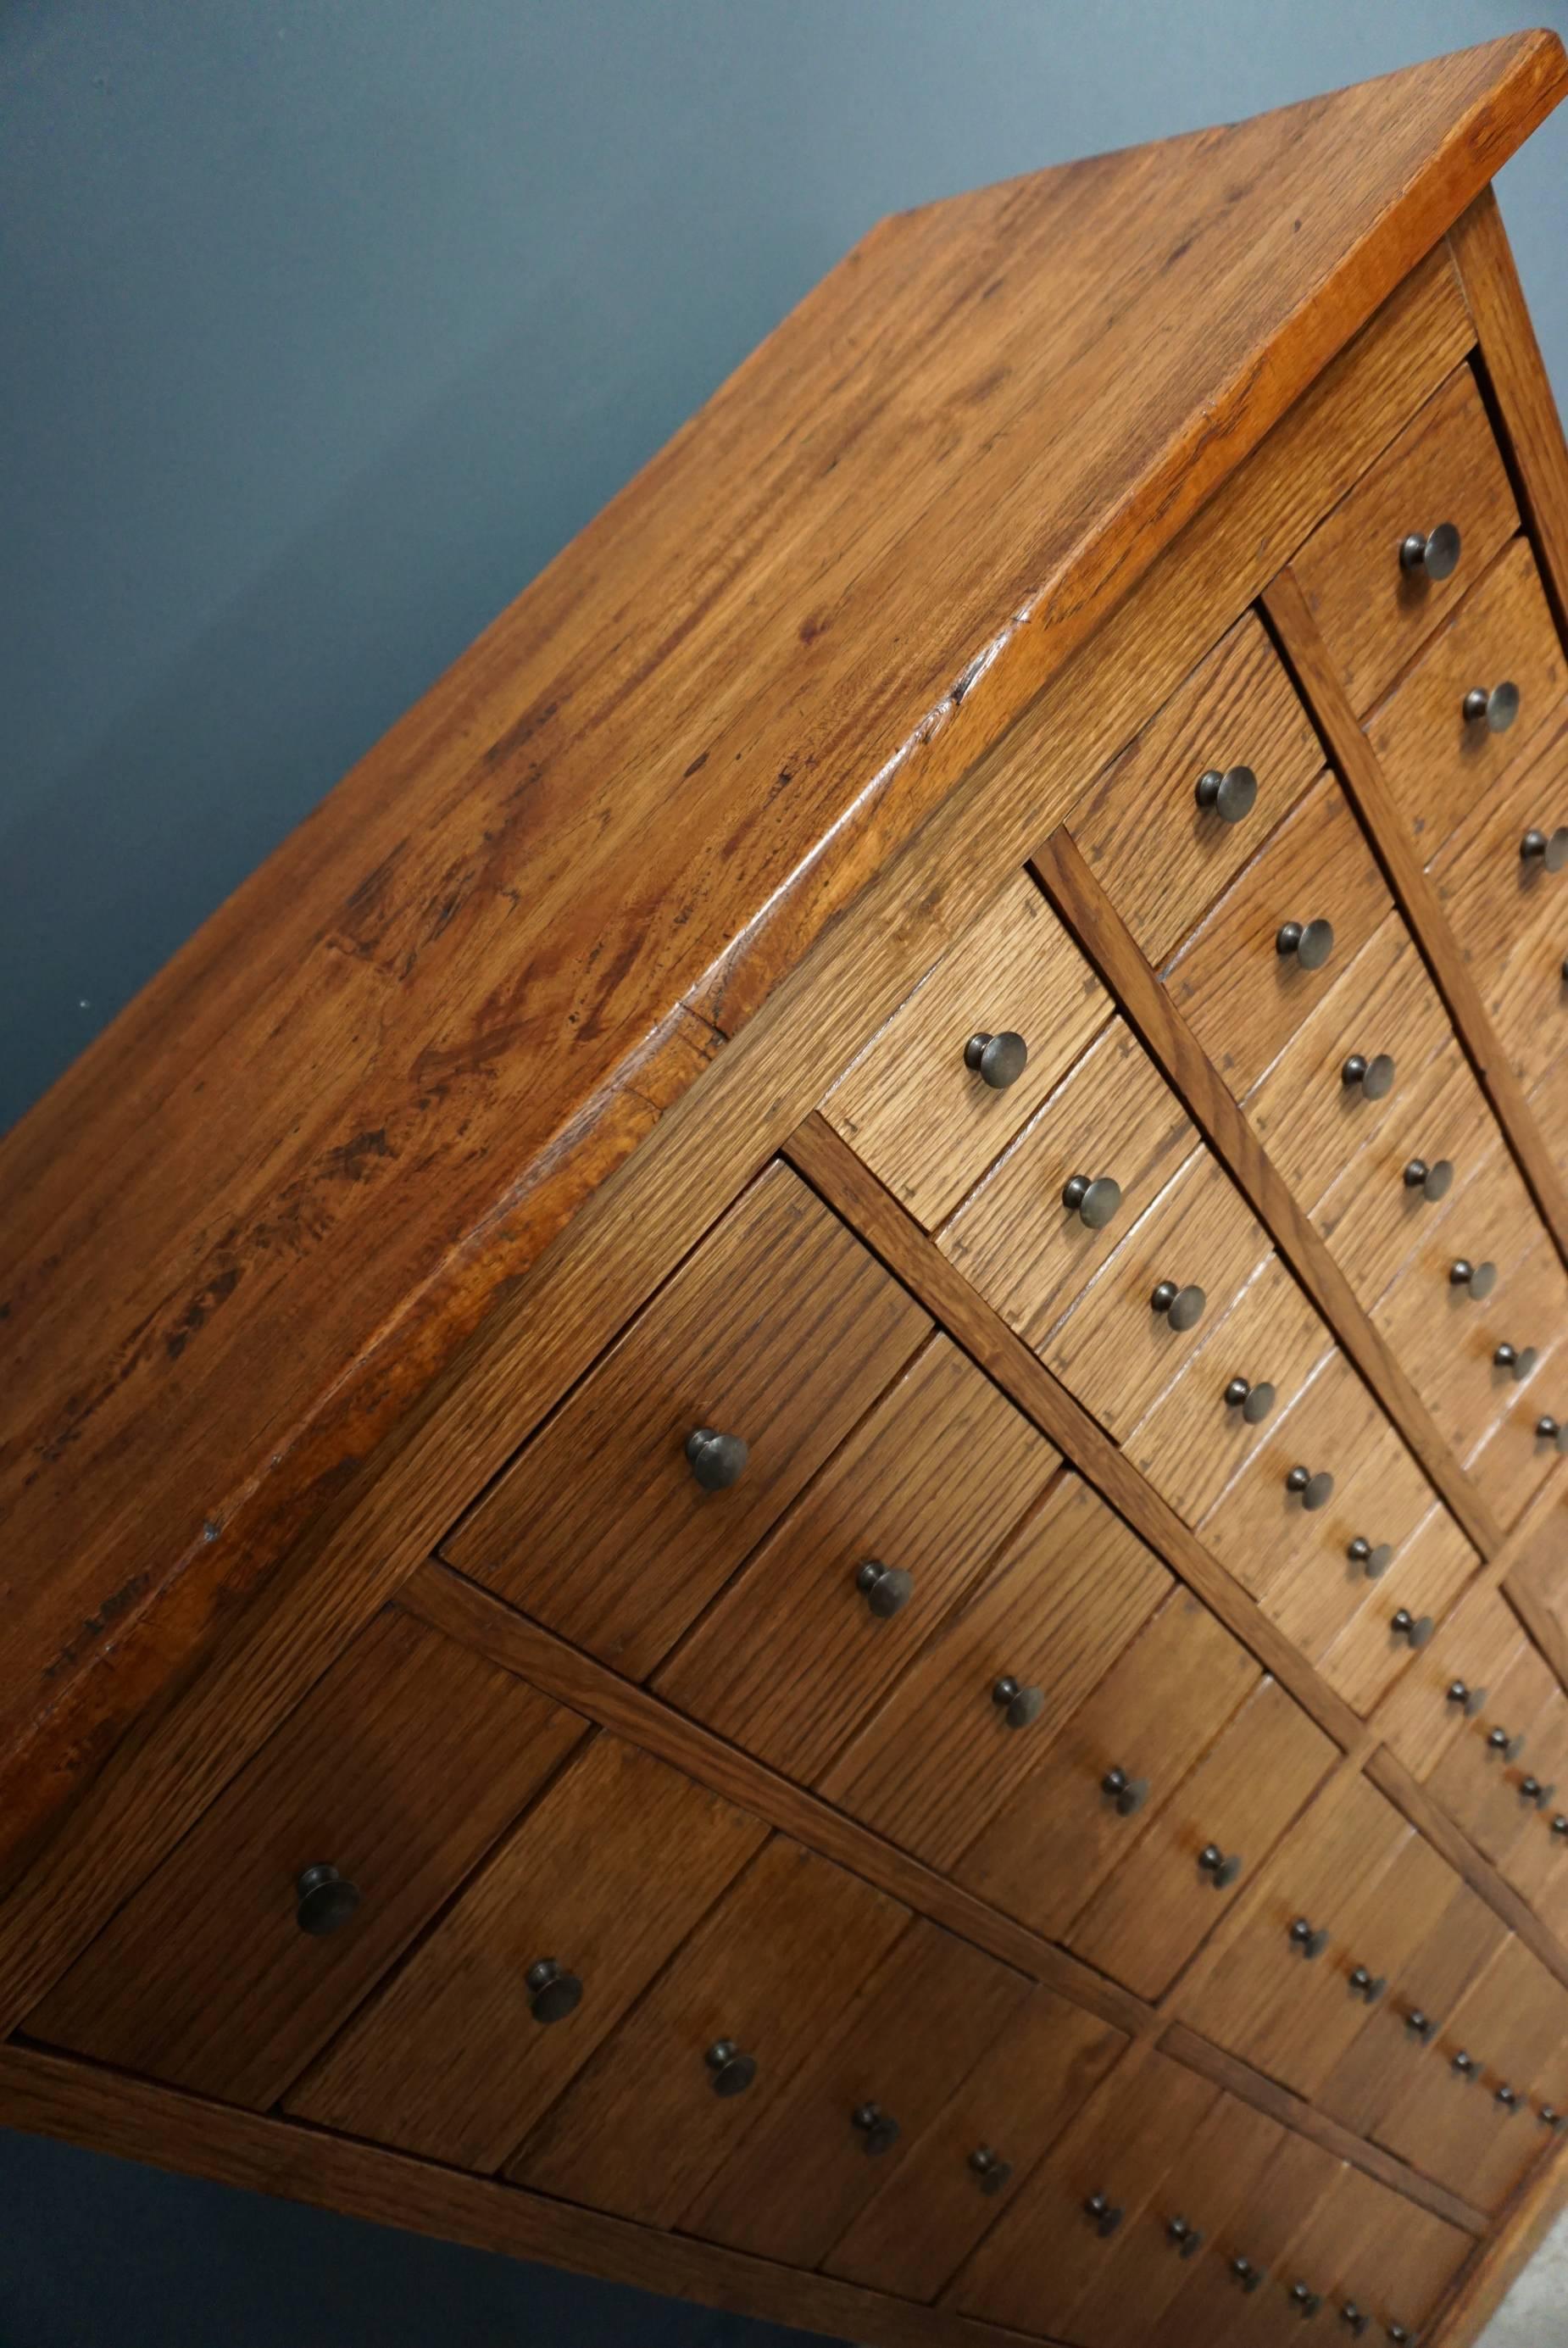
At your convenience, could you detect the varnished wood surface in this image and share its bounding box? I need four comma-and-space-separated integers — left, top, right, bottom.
1368, 1741, 1568, 1992
1426, 2128, 1568, 2346
0, 38, 1559, 1875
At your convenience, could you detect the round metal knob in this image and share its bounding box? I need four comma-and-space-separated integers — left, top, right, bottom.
1287, 1463, 1334, 1510
1496, 2084, 1521, 2112
1387, 2329, 1414, 2346
1230, 2255, 1265, 2294
1102, 1766, 1151, 1817
685, 1427, 749, 1490
1277, 918, 1335, 971
1537, 1416, 1568, 1452
1542, 2106, 1564, 2128
704, 2039, 757, 2097
856, 1560, 914, 1619
1290, 1917, 1331, 1960
1224, 1375, 1276, 1423
1399, 523, 1461, 581
1348, 1536, 1393, 1580
525, 1958, 583, 2025
1452, 2050, 1478, 2078
1062, 1172, 1121, 1229
1405, 2008, 1440, 2042
1463, 682, 1521, 732
1493, 1343, 1539, 1380
1151, 1278, 1206, 1331
993, 1675, 1044, 1730
1167, 2216, 1205, 2259
1196, 765, 1259, 823
1349, 1965, 1388, 2004
1391, 1609, 1434, 1650
1403, 1156, 1454, 1202
1343, 1052, 1395, 1099
965, 1031, 1028, 1089
1341, 2306, 1371, 2340
969, 2145, 1013, 2195
1520, 1775, 1556, 1810
1290, 2283, 1324, 2318
1521, 827, 1568, 872
1448, 1258, 1497, 1299
1084, 2191, 1124, 2238
1487, 1726, 1527, 1763
1447, 1679, 1487, 1717
851, 2100, 901, 2156
295, 1863, 360, 1937
1198, 1842, 1243, 1889
1554, 1816, 1568, 1838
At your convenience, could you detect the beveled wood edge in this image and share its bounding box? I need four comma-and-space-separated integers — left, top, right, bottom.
1426, 2123, 1568, 2345
0, 2042, 1055, 2348
1503, 1557, 1568, 1691
1157, 2020, 1489, 2236
1261, 565, 1568, 1269
1365, 1744, 1568, 1990
399, 1561, 1153, 2042
1028, 827, 1505, 1556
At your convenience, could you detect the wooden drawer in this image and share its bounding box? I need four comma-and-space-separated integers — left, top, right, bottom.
1463, 1301, 1568, 1531
817, 1472, 1170, 1871
1315, 1041, 1496, 1310
1198, 1348, 1393, 1603
443, 1162, 930, 1678
1318, 1502, 1480, 1717
825, 1984, 1126, 2303
1426, 1634, 1561, 1865
939, 1016, 1194, 1348
1529, 1052, 1568, 1173
508, 1834, 908, 2226
1126, 1255, 1333, 1527
1368, 535, 1568, 858
685, 1918, 1030, 2268
1252, 1407, 1437, 1665
1377, 1583, 1533, 1784
286, 1733, 765, 2167
1065, 609, 1323, 967
820, 870, 1109, 1229
654, 1336, 1059, 1783
1288, 361, 1519, 717
1374, 1933, 1568, 2212
1139, 2128, 1343, 2348
1496, 1686, 1568, 1935
1162, 772, 1393, 1101
1285, 2164, 1473, 2340
26, 1607, 587, 2107
1040, 1145, 1269, 1438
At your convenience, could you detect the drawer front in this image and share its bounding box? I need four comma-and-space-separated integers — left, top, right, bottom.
1163, 773, 1393, 1101
1376, 1583, 1533, 1784
1465, 1329, 1568, 1531
1529, 1054, 1568, 1174
686, 1918, 1030, 2268
1318, 1502, 1480, 1717
1369, 535, 1568, 858
1315, 1043, 1496, 1310
1065, 609, 1322, 967
654, 1336, 1059, 1784
1252, 1412, 1437, 1663
939, 1017, 1195, 1348
825, 1984, 1126, 2303
1425, 1636, 1561, 1866
1065, 1677, 1337, 2001
1293, 2165, 1473, 2340
1042, 1145, 1269, 1438
443, 1162, 930, 1678
1126, 1255, 1333, 1528
954, 1589, 1259, 1941
1140, 2128, 1343, 2348
818, 1472, 1171, 1870
508, 1835, 908, 2226
820, 871, 1109, 1230
1496, 1686, 1568, 1933
1289, 361, 1519, 717
1198, 1349, 1393, 1603
26, 1608, 587, 2107
286, 1733, 766, 2167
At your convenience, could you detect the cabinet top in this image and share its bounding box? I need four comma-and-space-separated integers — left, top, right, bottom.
0, 31, 1563, 1870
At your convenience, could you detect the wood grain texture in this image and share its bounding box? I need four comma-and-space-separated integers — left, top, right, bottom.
1314, 1038, 1497, 1310
1318, 1501, 1482, 1718
1367, 1743, 1568, 1991
1426, 2134, 1568, 2348
1134, 2124, 1346, 2348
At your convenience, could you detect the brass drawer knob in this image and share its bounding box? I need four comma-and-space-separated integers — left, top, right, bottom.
1289, 1917, 1330, 1960
1553, 1815, 1568, 1839
526, 1958, 583, 2025
1348, 1964, 1387, 2004
1224, 1375, 1276, 1424
1496, 2083, 1521, 2112
993, 1675, 1044, 1730
1062, 1171, 1122, 1228
1521, 826, 1568, 871
1493, 1342, 1539, 1379
1447, 1678, 1487, 1717
1342, 1051, 1394, 1099
1289, 2283, 1324, 2318
1520, 1775, 1556, 1810
851, 2100, 901, 2156
969, 2145, 1013, 2195
1084, 2190, 1124, 2238
1276, 918, 1335, 970
1391, 1608, 1434, 1650
1542, 2106, 1564, 2129
1166, 2216, 1205, 2259
685, 1427, 749, 1490
1403, 1155, 1454, 1201
1451, 2050, 1479, 2078
1286, 1463, 1334, 1510
1537, 1416, 1568, 1452
1404, 2008, 1440, 2042
855, 1560, 914, 1618
1230, 2256, 1265, 2294
1448, 1258, 1497, 1300
1198, 1842, 1243, 1889
295, 1863, 360, 1938
1195, 765, 1258, 823
704, 2039, 757, 2097
1340, 2306, 1371, 2339
1101, 1765, 1151, 1817
1463, 681, 1521, 732
1399, 523, 1461, 581
1348, 1536, 1393, 1579
1151, 1278, 1206, 1332
965, 1030, 1028, 1089
1487, 1725, 1527, 1763
1387, 2329, 1415, 2346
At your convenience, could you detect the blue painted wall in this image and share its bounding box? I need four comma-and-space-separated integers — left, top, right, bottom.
3, 5, 1565, 2340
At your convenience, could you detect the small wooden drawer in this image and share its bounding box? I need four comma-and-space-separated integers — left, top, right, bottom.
1463, 1303, 1568, 1532
1496, 1686, 1568, 1935
1161, 772, 1393, 1102
1065, 609, 1323, 966
1367, 536, 1568, 858
685, 1920, 1030, 2269
1126, 1255, 1334, 1528
1198, 1349, 1393, 1603
1377, 1583, 1535, 1784
816, 1472, 1171, 1871
825, 1984, 1126, 2303
1529, 1053, 1568, 1171
938, 1016, 1195, 1348
508, 1834, 909, 2227
1315, 1042, 1496, 1310
1425, 1634, 1562, 1866
1317, 1502, 1480, 1717
25, 1607, 589, 2108
1287, 361, 1520, 717
286, 1733, 766, 2167
1137, 2126, 1343, 2348
654, 1336, 1059, 1784
1373, 1934, 1568, 2212
820, 870, 1109, 1229
1287, 2165, 1473, 2341
1250, 1406, 1437, 1661
442, 1162, 930, 1679
1243, 915, 1454, 1214
1040, 1145, 1269, 1439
